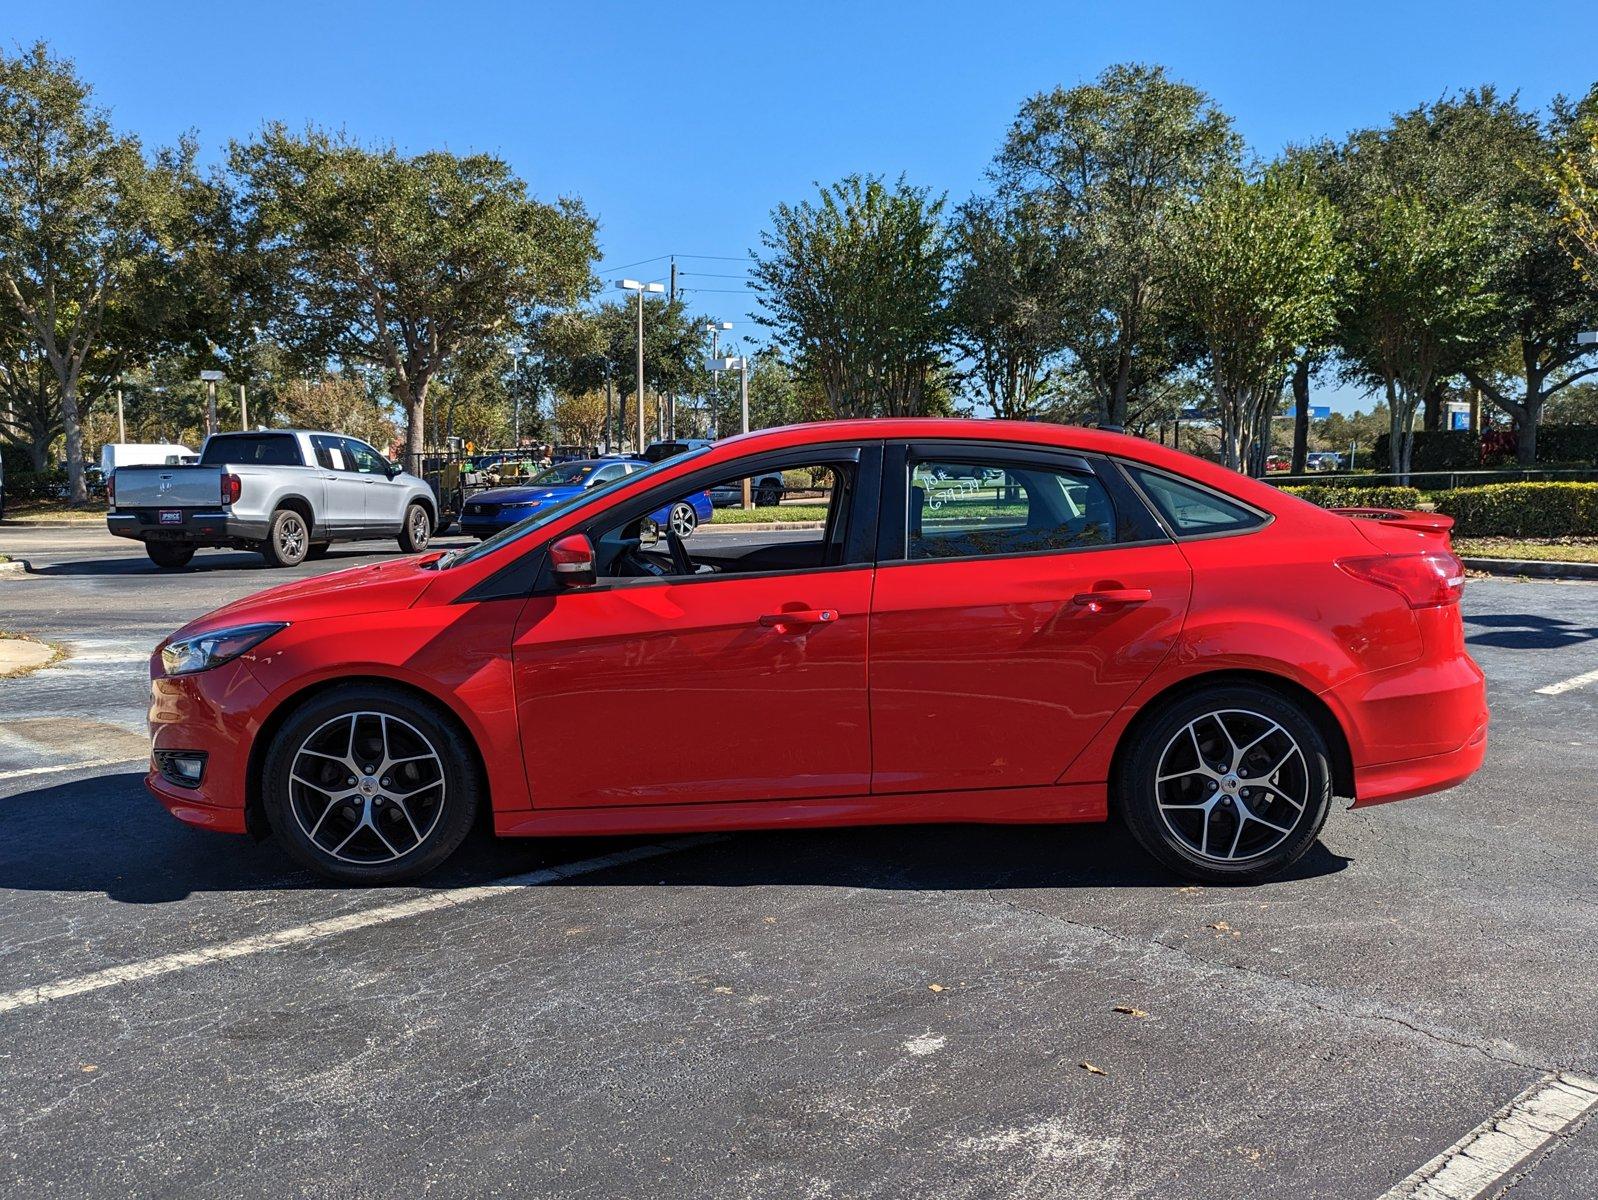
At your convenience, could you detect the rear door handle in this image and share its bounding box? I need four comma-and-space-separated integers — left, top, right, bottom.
758, 608, 838, 628
1071, 588, 1153, 611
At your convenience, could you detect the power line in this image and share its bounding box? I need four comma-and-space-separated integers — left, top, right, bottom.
679, 271, 749, 280
677, 286, 755, 294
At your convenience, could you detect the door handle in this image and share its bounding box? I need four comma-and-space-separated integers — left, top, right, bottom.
1071, 587, 1152, 612
758, 608, 838, 628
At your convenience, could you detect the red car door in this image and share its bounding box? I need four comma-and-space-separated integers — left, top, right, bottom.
512, 449, 877, 809
868, 445, 1192, 795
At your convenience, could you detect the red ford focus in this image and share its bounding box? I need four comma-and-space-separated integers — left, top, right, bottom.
147, 420, 1487, 885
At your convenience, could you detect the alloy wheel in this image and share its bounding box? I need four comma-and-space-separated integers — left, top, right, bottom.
278, 515, 306, 559
287, 711, 446, 865
409, 507, 429, 544
670, 503, 697, 538
1153, 708, 1308, 863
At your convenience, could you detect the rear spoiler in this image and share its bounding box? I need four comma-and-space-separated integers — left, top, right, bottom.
1330, 507, 1455, 534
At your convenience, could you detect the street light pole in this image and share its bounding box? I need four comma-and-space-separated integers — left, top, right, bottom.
705, 321, 733, 437
616, 279, 665, 451
199, 370, 225, 438
715, 355, 751, 507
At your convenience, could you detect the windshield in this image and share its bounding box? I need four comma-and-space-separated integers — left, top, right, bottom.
442, 447, 709, 570
529, 461, 598, 486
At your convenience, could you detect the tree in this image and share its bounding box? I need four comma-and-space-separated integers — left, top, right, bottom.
232, 125, 597, 468
551, 390, 609, 447
0, 43, 205, 501
1549, 85, 1598, 280
752, 174, 951, 418
946, 194, 1068, 419
1166, 165, 1343, 472
991, 63, 1239, 429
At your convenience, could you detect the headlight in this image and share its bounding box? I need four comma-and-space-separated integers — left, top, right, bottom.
160, 622, 287, 676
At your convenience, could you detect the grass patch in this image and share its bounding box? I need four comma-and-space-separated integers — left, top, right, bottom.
1453, 537, 1598, 564
2, 500, 109, 524
710, 504, 830, 524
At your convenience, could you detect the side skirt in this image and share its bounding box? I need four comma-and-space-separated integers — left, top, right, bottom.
493, 783, 1107, 838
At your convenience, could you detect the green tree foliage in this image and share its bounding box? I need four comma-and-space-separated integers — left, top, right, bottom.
0, 43, 214, 500
753, 174, 951, 418
231, 125, 597, 467
991, 63, 1239, 429
1166, 165, 1343, 472
946, 194, 1068, 419
1549, 85, 1598, 281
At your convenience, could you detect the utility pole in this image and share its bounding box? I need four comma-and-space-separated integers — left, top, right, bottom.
199, 370, 224, 437
616, 279, 664, 451
116, 387, 126, 443
667, 257, 677, 439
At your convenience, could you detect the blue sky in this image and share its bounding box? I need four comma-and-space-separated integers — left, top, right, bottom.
19, 1, 1597, 411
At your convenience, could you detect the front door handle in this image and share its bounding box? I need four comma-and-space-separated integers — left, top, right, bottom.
758, 608, 838, 628
1071, 587, 1153, 612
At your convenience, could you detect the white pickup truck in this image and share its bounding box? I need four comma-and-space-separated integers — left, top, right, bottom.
107, 430, 438, 569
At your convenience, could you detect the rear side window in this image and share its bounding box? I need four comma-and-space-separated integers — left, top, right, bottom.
201, 435, 302, 467
908, 458, 1118, 560
1126, 466, 1264, 536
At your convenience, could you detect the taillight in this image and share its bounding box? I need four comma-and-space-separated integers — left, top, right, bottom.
106, 474, 115, 505
221, 473, 242, 504
1336, 552, 1465, 608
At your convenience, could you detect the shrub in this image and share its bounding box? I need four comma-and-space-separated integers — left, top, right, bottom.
1373, 430, 1479, 470
1, 469, 67, 501
1280, 484, 1424, 510
1433, 482, 1598, 537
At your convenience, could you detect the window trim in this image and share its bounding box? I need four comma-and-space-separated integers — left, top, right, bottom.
1115, 460, 1275, 542
877, 440, 1171, 567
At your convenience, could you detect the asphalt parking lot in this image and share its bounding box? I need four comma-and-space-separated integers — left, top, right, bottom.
2, 524, 1596, 1199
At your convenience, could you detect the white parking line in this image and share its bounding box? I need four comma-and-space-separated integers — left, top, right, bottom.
0, 835, 724, 1016
1536, 666, 1598, 696
1378, 1073, 1598, 1199
0, 756, 146, 784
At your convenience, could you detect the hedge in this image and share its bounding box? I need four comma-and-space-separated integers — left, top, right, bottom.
0, 469, 67, 501
1433, 482, 1598, 538
1281, 484, 1424, 510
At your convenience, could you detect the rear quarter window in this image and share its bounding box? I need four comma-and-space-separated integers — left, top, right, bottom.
1125, 466, 1266, 536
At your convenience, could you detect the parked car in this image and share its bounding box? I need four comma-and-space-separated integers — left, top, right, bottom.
100, 442, 196, 475
108, 430, 438, 569
461, 457, 711, 540
642, 438, 714, 463
145, 418, 1487, 886
1306, 451, 1345, 472
709, 471, 786, 507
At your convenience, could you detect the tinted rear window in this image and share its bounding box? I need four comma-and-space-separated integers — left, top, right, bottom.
201, 435, 302, 466
1126, 466, 1264, 535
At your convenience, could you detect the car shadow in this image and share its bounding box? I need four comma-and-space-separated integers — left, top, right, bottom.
1464, 611, 1598, 650
0, 771, 1349, 904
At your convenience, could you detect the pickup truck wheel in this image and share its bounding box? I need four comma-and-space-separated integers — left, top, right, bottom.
398, 502, 433, 553
756, 485, 782, 507
260, 509, 310, 567
145, 542, 195, 569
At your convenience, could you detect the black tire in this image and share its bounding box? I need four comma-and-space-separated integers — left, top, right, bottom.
260, 508, 310, 567
668, 502, 698, 538
398, 502, 432, 553
145, 542, 195, 569
261, 684, 481, 885
756, 486, 781, 507
305, 543, 332, 561
1117, 684, 1332, 884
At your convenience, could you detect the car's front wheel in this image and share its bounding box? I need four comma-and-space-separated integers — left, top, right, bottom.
1117, 685, 1332, 884
262, 685, 480, 884
398, 502, 432, 553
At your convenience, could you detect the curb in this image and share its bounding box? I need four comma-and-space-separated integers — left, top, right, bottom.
700, 521, 827, 533
1461, 556, 1598, 581
0, 560, 30, 577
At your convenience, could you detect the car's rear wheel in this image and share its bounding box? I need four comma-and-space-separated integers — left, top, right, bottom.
398, 502, 432, 553
1117, 685, 1332, 884
756, 485, 781, 507
262, 685, 480, 884
145, 542, 195, 569
668, 502, 698, 538
260, 508, 310, 567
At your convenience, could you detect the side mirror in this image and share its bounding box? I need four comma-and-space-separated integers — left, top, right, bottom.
386, 461, 404, 478
550, 533, 597, 589
638, 516, 660, 548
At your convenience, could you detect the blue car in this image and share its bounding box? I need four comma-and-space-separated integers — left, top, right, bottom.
459, 457, 713, 541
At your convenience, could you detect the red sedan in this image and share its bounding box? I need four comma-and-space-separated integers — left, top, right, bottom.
147, 420, 1487, 885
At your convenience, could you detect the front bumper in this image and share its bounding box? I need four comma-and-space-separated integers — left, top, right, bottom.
146, 657, 269, 834
109, 509, 270, 546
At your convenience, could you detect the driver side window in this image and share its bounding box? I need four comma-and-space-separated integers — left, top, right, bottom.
592, 459, 857, 583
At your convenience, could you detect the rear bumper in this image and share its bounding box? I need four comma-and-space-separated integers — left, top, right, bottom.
1326, 649, 1489, 807
109, 510, 270, 545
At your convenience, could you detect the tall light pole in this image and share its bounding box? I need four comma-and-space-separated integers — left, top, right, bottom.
705, 321, 733, 436
715, 355, 751, 507
507, 344, 526, 450
616, 279, 664, 450
199, 370, 225, 437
